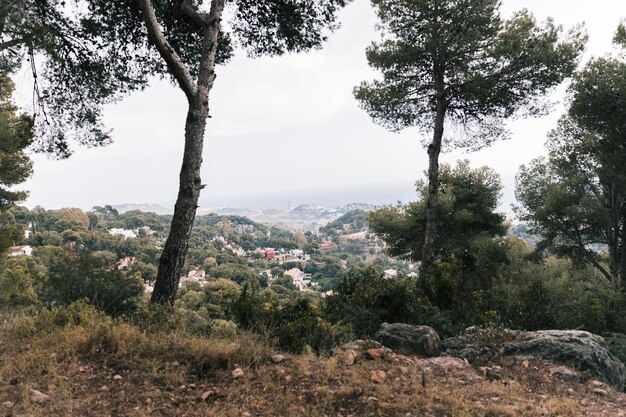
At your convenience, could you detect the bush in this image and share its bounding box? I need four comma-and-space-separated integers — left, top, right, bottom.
44, 250, 143, 316
324, 267, 450, 337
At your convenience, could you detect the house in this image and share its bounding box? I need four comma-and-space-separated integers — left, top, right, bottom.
265, 248, 276, 260
384, 269, 398, 278
109, 228, 137, 239
284, 268, 311, 291
188, 267, 206, 280
117, 256, 136, 269
8, 245, 33, 257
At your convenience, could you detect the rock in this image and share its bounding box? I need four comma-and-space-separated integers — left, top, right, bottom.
201, 390, 215, 401
241, 412, 252, 417
30, 389, 50, 403
593, 388, 609, 396
2, 401, 14, 409
442, 328, 626, 391
503, 330, 626, 390
343, 349, 357, 366
113, 374, 123, 380
99, 385, 110, 392
549, 366, 579, 383
232, 368, 244, 379
370, 370, 386, 383
423, 356, 470, 372
271, 354, 286, 364
367, 348, 385, 360
376, 323, 441, 357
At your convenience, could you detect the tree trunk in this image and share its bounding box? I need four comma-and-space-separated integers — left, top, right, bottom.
150, 102, 209, 305
420, 79, 446, 277
145, 0, 224, 305
617, 214, 626, 293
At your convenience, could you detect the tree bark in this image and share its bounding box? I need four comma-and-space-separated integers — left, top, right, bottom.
141, 0, 224, 305
620, 212, 626, 292
420, 75, 446, 277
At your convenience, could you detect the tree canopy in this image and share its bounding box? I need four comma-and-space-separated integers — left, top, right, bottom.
369, 160, 506, 262
516, 29, 626, 290
355, 0, 586, 275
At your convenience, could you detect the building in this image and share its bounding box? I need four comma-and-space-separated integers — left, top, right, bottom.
109, 228, 137, 239
8, 245, 33, 257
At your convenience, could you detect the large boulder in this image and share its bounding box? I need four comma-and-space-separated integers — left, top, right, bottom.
375, 323, 441, 357
442, 328, 626, 391
503, 330, 626, 391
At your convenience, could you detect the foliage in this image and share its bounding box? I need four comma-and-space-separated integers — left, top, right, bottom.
0, 75, 33, 213
324, 267, 448, 337
604, 332, 626, 367
42, 249, 143, 315
369, 160, 506, 262
516, 45, 626, 289
355, 0, 585, 146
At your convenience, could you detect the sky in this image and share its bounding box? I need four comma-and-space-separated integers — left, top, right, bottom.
15, 0, 626, 212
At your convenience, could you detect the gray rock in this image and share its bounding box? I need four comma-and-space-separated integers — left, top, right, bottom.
442, 328, 626, 391
375, 323, 441, 357
503, 330, 625, 391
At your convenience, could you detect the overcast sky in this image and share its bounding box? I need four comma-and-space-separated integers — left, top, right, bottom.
15, 0, 626, 211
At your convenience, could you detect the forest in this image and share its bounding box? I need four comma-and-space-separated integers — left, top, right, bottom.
1, 0, 626, 415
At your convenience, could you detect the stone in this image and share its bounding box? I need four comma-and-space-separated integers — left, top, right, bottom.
201, 390, 215, 401
593, 388, 609, 396
241, 412, 252, 417
30, 389, 50, 403
549, 366, 579, 383
343, 349, 357, 366
442, 328, 626, 390
367, 348, 385, 360
423, 356, 470, 372
2, 401, 14, 409
113, 374, 123, 380
271, 354, 286, 364
376, 323, 441, 357
370, 370, 386, 384
99, 385, 110, 392
232, 368, 244, 379
503, 330, 626, 390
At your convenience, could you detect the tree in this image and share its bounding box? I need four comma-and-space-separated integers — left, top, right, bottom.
354, 0, 585, 275
0, 75, 33, 253
70, 0, 350, 305
0, 0, 152, 156
0, 75, 33, 210
516, 28, 626, 290
369, 160, 506, 263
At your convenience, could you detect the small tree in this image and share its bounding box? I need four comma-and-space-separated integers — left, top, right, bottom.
354, 0, 586, 275
369, 160, 506, 264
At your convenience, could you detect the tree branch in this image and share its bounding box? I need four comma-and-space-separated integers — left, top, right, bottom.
181, 0, 209, 26
138, 0, 197, 102
0, 37, 25, 51
196, 0, 224, 100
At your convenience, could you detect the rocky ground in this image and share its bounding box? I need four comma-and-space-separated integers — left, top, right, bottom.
1, 316, 625, 417
2, 342, 625, 416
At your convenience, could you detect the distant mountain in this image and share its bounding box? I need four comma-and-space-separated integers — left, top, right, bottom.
112, 203, 173, 215
203, 203, 377, 231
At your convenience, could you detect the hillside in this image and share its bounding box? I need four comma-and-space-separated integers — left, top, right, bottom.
1, 309, 625, 417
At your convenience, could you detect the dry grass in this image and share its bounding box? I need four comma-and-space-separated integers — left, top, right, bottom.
0, 308, 625, 416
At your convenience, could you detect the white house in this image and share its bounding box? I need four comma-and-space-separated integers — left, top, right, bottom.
8, 245, 33, 257
109, 228, 137, 239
